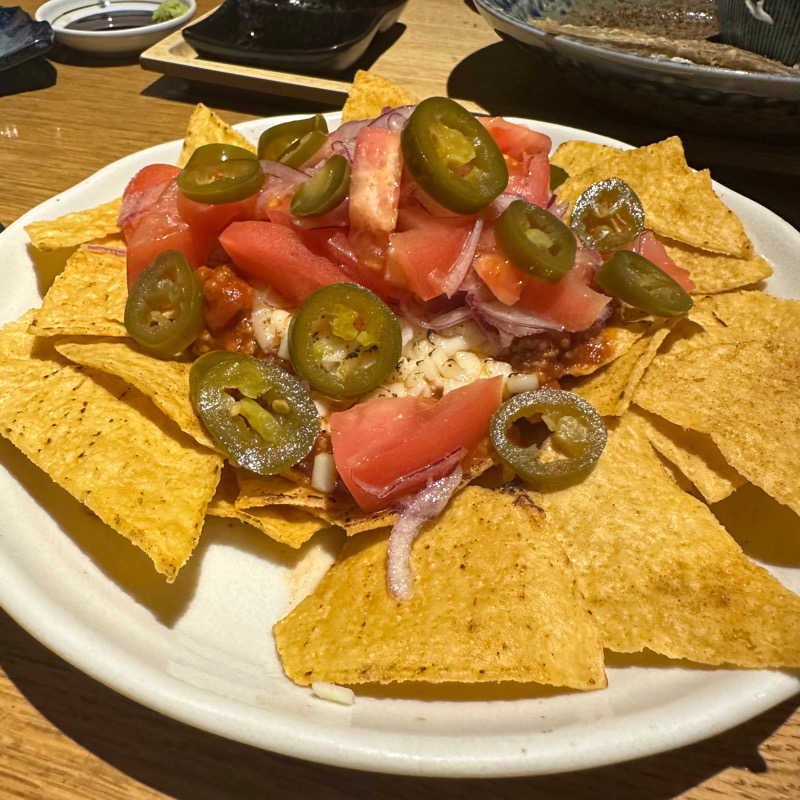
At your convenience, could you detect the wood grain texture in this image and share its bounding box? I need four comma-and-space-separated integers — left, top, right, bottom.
1, 1, 799, 797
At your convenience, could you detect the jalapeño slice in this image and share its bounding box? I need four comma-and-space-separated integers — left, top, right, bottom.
291, 155, 350, 217
257, 114, 328, 168
177, 143, 263, 204
124, 250, 203, 358
570, 178, 645, 250
490, 389, 607, 490
595, 250, 694, 317
401, 97, 508, 214
495, 200, 577, 284
191, 352, 320, 475
288, 283, 402, 398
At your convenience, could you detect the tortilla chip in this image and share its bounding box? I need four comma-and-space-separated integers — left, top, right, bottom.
560, 319, 653, 379
0, 309, 46, 359
549, 140, 622, 177
0, 339, 222, 581
274, 486, 607, 688
25, 198, 123, 252
567, 323, 671, 416
341, 70, 420, 123
635, 337, 800, 517
539, 414, 800, 667
54, 339, 215, 451
208, 469, 325, 548
555, 137, 752, 258
630, 406, 745, 504
177, 104, 256, 168
657, 236, 772, 294
691, 290, 800, 341
28, 247, 127, 338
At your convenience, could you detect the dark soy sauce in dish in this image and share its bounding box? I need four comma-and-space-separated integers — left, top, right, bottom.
65, 10, 156, 31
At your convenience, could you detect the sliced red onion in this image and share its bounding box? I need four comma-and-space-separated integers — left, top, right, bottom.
441, 218, 483, 298
369, 105, 415, 132
85, 244, 126, 257
575, 246, 603, 271
488, 192, 526, 218
352, 446, 466, 503
327, 119, 372, 163
547, 195, 570, 220
466, 285, 564, 336
386, 461, 463, 601
259, 160, 308, 184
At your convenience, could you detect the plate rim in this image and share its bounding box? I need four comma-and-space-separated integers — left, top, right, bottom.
1, 112, 799, 779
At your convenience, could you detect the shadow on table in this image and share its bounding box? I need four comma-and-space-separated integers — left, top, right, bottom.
2, 609, 798, 800
0, 57, 56, 96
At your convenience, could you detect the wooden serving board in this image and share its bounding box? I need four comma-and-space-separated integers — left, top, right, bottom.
140, 0, 499, 107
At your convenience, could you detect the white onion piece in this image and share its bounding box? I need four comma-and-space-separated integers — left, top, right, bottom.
311, 453, 337, 494
386, 462, 463, 601
311, 682, 355, 706
441, 218, 483, 298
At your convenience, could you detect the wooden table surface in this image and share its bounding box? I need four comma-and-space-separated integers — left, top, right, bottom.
1, 1, 799, 797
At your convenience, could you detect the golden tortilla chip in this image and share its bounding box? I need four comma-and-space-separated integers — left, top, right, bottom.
555, 137, 752, 257
25, 198, 123, 252
178, 104, 256, 168
0, 309, 45, 359
567, 323, 671, 415
549, 140, 622, 176
691, 290, 800, 340
539, 414, 800, 667
635, 337, 800, 517
28, 247, 127, 338
341, 70, 420, 122
274, 486, 606, 688
208, 469, 325, 548
54, 339, 215, 451
0, 336, 222, 581
657, 236, 772, 294
630, 406, 745, 504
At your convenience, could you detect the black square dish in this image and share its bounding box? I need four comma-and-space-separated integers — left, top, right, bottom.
0, 5, 54, 71
182, 0, 407, 73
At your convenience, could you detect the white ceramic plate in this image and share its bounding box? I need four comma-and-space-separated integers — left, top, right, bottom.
1, 114, 798, 778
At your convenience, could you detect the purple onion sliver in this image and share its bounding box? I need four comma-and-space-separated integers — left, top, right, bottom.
441, 218, 483, 298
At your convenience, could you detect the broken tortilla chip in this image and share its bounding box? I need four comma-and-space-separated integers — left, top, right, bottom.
657, 235, 772, 294
178, 104, 256, 168
555, 137, 753, 258
341, 70, 420, 122
25, 198, 123, 252
274, 486, 607, 689
539, 414, 800, 668
0, 333, 222, 581
208, 469, 325, 548
54, 339, 216, 451
28, 247, 127, 338
635, 337, 800, 517
567, 323, 671, 415
630, 406, 745, 504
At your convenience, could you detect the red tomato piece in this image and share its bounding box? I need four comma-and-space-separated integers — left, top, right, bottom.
219, 220, 349, 306
625, 231, 695, 293
518, 262, 611, 332
330, 377, 503, 511
125, 181, 216, 288
119, 164, 180, 240
479, 118, 551, 160
176, 191, 259, 241
349, 127, 403, 234
506, 151, 550, 208
386, 208, 471, 301
474, 251, 524, 305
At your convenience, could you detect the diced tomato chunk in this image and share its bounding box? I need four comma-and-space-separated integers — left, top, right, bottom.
176, 191, 259, 240
518, 263, 610, 332
387, 209, 471, 301
330, 377, 503, 511
349, 127, 403, 235
625, 231, 695, 293
474, 252, 524, 305
506, 151, 550, 208
479, 118, 551, 160
219, 221, 349, 306
125, 181, 216, 287
119, 164, 180, 239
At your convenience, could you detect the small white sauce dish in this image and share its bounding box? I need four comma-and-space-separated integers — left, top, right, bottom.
35, 0, 196, 56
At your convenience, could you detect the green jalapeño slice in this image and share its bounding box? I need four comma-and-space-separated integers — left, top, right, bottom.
257, 114, 328, 168
401, 97, 508, 214
495, 200, 577, 284
595, 250, 694, 316
288, 283, 402, 398
177, 143, 263, 204
490, 389, 607, 490
570, 177, 645, 250
291, 155, 350, 217
191, 352, 320, 475
124, 250, 204, 358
